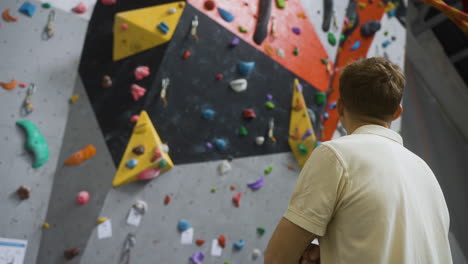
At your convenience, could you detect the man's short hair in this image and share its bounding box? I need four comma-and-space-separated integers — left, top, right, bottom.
339, 57, 405, 121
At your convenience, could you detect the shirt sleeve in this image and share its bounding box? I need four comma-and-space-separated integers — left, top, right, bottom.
284, 144, 347, 236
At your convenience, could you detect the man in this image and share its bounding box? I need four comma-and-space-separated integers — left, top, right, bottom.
265, 57, 452, 264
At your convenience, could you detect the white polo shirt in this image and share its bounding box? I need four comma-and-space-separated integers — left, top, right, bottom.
284, 125, 452, 264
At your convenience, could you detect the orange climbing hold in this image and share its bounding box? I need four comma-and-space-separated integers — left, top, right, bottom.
230, 185, 236, 190
232, 192, 242, 207
64, 145, 97, 165
195, 239, 205, 246
2, 9, 18, 22
0, 79, 18, 90
164, 194, 171, 205
218, 235, 226, 248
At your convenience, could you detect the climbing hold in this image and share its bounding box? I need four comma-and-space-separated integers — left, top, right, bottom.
230, 37, 240, 47
276, 0, 286, 9
328, 32, 336, 46
76, 191, 90, 205
168, 7, 176, 14
204, 0, 216, 10
2, 9, 19, 22
164, 194, 171, 205
242, 109, 256, 119
101, 0, 116, 6
292, 27, 301, 35
255, 136, 265, 146
137, 168, 161, 180
133, 200, 148, 214
264, 164, 274, 174
232, 192, 242, 207
218, 160, 232, 175
16, 120, 50, 168
195, 239, 205, 246
216, 74, 223, 80
42, 2, 51, 8
384, 31, 388, 36
72, 2, 87, 14
158, 159, 168, 169
64, 145, 96, 166
132, 145, 145, 155
130, 115, 139, 123
293, 47, 299, 56
315, 92, 326, 105
252, 248, 262, 259
205, 142, 213, 149
178, 219, 191, 232
134, 66, 150, 80
382, 39, 391, 48
351, 40, 361, 51
17, 185, 31, 200
19, 82, 27, 88
391, 36, 396, 41
238, 26, 248, 33
247, 177, 264, 190
361, 20, 381, 37
277, 48, 285, 58
120, 23, 128, 30
69, 94, 79, 104
218, 235, 226, 248
126, 159, 138, 169
265, 101, 275, 110
211, 187, 217, 193
287, 164, 295, 170
320, 58, 328, 65
97, 217, 108, 224
358, 2, 367, 9
324, 112, 329, 120
239, 126, 248, 136
131, 84, 146, 101
266, 94, 273, 100
230, 185, 237, 190
301, 128, 313, 140
19, 2, 36, 17
202, 109, 216, 120
214, 139, 228, 151
233, 240, 245, 250
190, 251, 205, 264
218, 7, 234, 22
64, 248, 80, 260
42, 222, 50, 229
161, 144, 170, 153
329, 101, 337, 110
298, 144, 308, 155
230, 79, 247, 92
102, 75, 112, 88
182, 49, 191, 60
238, 61, 255, 75
224, 262, 230, 264
1, 79, 18, 90
157, 21, 170, 34
257, 227, 266, 236
339, 34, 345, 44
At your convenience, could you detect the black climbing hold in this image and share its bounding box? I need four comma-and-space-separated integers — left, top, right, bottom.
360, 20, 381, 37
322, 0, 333, 32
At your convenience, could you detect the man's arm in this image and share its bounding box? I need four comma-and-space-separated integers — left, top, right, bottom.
264, 217, 316, 264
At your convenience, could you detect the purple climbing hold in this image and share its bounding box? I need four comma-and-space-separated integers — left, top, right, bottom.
230, 37, 240, 47
266, 94, 273, 100
296, 82, 303, 92
190, 251, 205, 264
351, 40, 361, 51
218, 7, 235, 22
247, 177, 264, 190
292, 27, 301, 35
301, 129, 313, 140
205, 142, 213, 149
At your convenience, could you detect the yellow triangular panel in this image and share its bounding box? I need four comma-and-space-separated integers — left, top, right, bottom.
113, 111, 174, 187
288, 79, 317, 168
113, 1, 185, 61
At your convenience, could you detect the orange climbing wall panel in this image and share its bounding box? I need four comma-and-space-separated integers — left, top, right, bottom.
323, 1, 387, 141
187, 0, 330, 92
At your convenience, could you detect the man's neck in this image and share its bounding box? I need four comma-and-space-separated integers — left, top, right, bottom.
345, 118, 390, 135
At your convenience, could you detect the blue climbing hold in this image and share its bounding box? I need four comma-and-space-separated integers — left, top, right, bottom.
387, 9, 396, 18
351, 40, 361, 51
202, 109, 216, 120
238, 61, 255, 75
323, 112, 329, 120
178, 219, 191, 232
158, 159, 168, 169
19, 2, 36, 17
218, 7, 235, 22
214, 139, 227, 151
329, 102, 337, 110
126, 159, 138, 169
233, 240, 245, 250
382, 40, 391, 48
157, 22, 170, 34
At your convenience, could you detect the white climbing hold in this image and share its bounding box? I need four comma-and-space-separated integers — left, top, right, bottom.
133, 200, 148, 214
252, 248, 262, 259
161, 143, 170, 153
168, 7, 176, 14
230, 79, 247, 93
255, 136, 265, 146
218, 160, 232, 175
277, 48, 285, 58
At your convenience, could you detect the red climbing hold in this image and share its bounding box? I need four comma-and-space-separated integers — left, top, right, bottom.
242, 109, 256, 119
152, 148, 162, 162
76, 191, 90, 205
164, 194, 171, 205
218, 235, 226, 248
232, 192, 242, 207
196, 239, 205, 246
182, 49, 191, 60
216, 73, 223, 80
19, 82, 27, 88
130, 84, 146, 101
204, 0, 216, 10
130, 115, 139, 123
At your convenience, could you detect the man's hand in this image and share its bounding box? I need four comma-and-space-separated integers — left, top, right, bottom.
300, 244, 320, 264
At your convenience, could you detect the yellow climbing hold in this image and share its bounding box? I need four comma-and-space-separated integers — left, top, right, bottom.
288, 79, 317, 168
42, 222, 50, 229
96, 217, 108, 224
69, 94, 79, 104
358, 2, 367, 9
113, 2, 185, 61
112, 111, 174, 187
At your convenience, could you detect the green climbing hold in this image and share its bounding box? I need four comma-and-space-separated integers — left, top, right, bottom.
293, 47, 299, 56
158, 159, 168, 169
320, 58, 328, 65
239, 126, 248, 136
264, 164, 274, 175
315, 92, 326, 105
327, 33, 336, 46
384, 31, 388, 36
276, 0, 286, 9
265, 101, 276, 110
314, 141, 322, 148
16, 120, 50, 168
211, 187, 217, 193
340, 34, 345, 43
238, 26, 248, 33
257, 227, 266, 236
298, 144, 308, 155
224, 262, 231, 264
42, 2, 51, 8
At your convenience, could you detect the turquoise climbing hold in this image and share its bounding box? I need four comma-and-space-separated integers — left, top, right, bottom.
202, 109, 216, 120
16, 120, 50, 168
238, 61, 255, 75
178, 219, 191, 232
351, 40, 361, 51
218, 7, 235, 22
233, 240, 245, 250
158, 159, 168, 169
126, 159, 138, 169
214, 139, 228, 151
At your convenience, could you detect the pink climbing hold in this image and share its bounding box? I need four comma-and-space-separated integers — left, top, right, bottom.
19, 83, 27, 88
137, 168, 161, 181
101, 0, 116, 6
130, 115, 139, 123
72, 2, 87, 14
134, 66, 150, 80
151, 148, 162, 162
76, 191, 90, 205
130, 84, 146, 101
121, 24, 128, 30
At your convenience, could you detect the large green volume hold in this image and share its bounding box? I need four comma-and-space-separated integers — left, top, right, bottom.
16, 120, 50, 168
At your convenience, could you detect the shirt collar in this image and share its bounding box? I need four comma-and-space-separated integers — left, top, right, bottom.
352, 125, 403, 145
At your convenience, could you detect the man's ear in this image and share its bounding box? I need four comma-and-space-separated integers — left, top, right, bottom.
337, 98, 344, 116
392, 105, 403, 121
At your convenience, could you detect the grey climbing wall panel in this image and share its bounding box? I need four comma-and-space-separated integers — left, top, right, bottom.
0, 0, 87, 262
